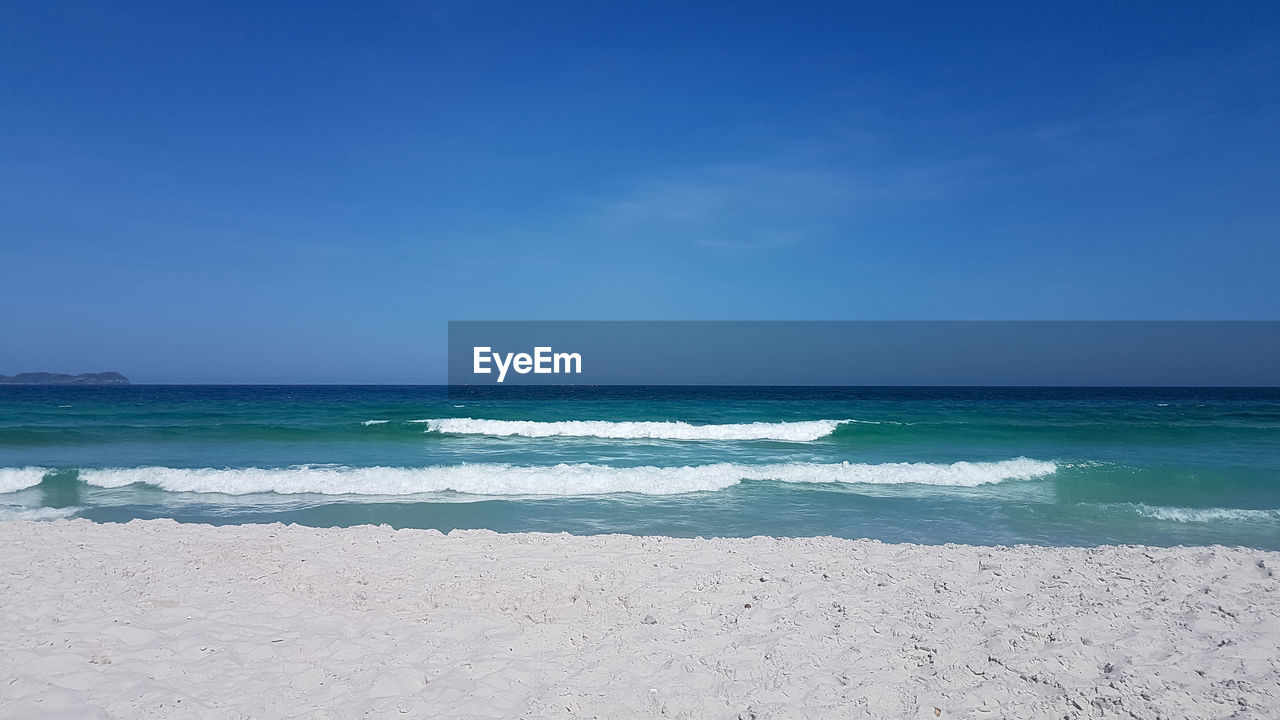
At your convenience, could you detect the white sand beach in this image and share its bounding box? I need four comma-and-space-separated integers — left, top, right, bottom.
1, 520, 1277, 719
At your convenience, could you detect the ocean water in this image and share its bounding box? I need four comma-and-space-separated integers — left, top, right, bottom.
1, 385, 1278, 548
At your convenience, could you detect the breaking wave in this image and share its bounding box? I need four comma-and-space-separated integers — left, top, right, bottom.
414, 418, 855, 441
73, 458, 1057, 496
0, 467, 48, 493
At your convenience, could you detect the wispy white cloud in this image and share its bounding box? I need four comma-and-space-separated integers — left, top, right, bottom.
995, 40, 1279, 176
578, 139, 998, 252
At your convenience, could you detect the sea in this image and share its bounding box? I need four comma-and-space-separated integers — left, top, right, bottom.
1, 385, 1278, 549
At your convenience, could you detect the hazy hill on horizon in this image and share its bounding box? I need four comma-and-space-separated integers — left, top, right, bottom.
0, 372, 130, 385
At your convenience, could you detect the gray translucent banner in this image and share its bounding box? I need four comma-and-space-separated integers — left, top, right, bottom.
447, 321, 1280, 386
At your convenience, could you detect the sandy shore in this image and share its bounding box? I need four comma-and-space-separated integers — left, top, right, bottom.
1, 521, 1277, 719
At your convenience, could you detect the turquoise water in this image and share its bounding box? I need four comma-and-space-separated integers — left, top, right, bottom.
1, 386, 1278, 548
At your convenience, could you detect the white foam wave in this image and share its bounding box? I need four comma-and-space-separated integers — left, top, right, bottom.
0, 467, 48, 493
415, 418, 853, 441
1128, 504, 1280, 523
361, 420, 390, 426
77, 458, 1055, 496
0, 505, 78, 521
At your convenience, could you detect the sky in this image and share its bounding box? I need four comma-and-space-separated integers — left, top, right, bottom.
2, 1, 1278, 383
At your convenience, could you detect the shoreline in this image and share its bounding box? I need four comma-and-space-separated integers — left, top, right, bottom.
2, 520, 1277, 718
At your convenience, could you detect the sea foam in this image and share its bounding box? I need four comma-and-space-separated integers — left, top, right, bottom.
76, 458, 1056, 496
0, 505, 78, 521
1128, 504, 1280, 523
0, 467, 48, 493
415, 418, 852, 441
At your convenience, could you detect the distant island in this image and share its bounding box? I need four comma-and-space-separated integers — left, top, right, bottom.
0, 372, 130, 385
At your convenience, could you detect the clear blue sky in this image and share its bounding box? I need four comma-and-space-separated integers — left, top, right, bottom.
2, 1, 1278, 382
